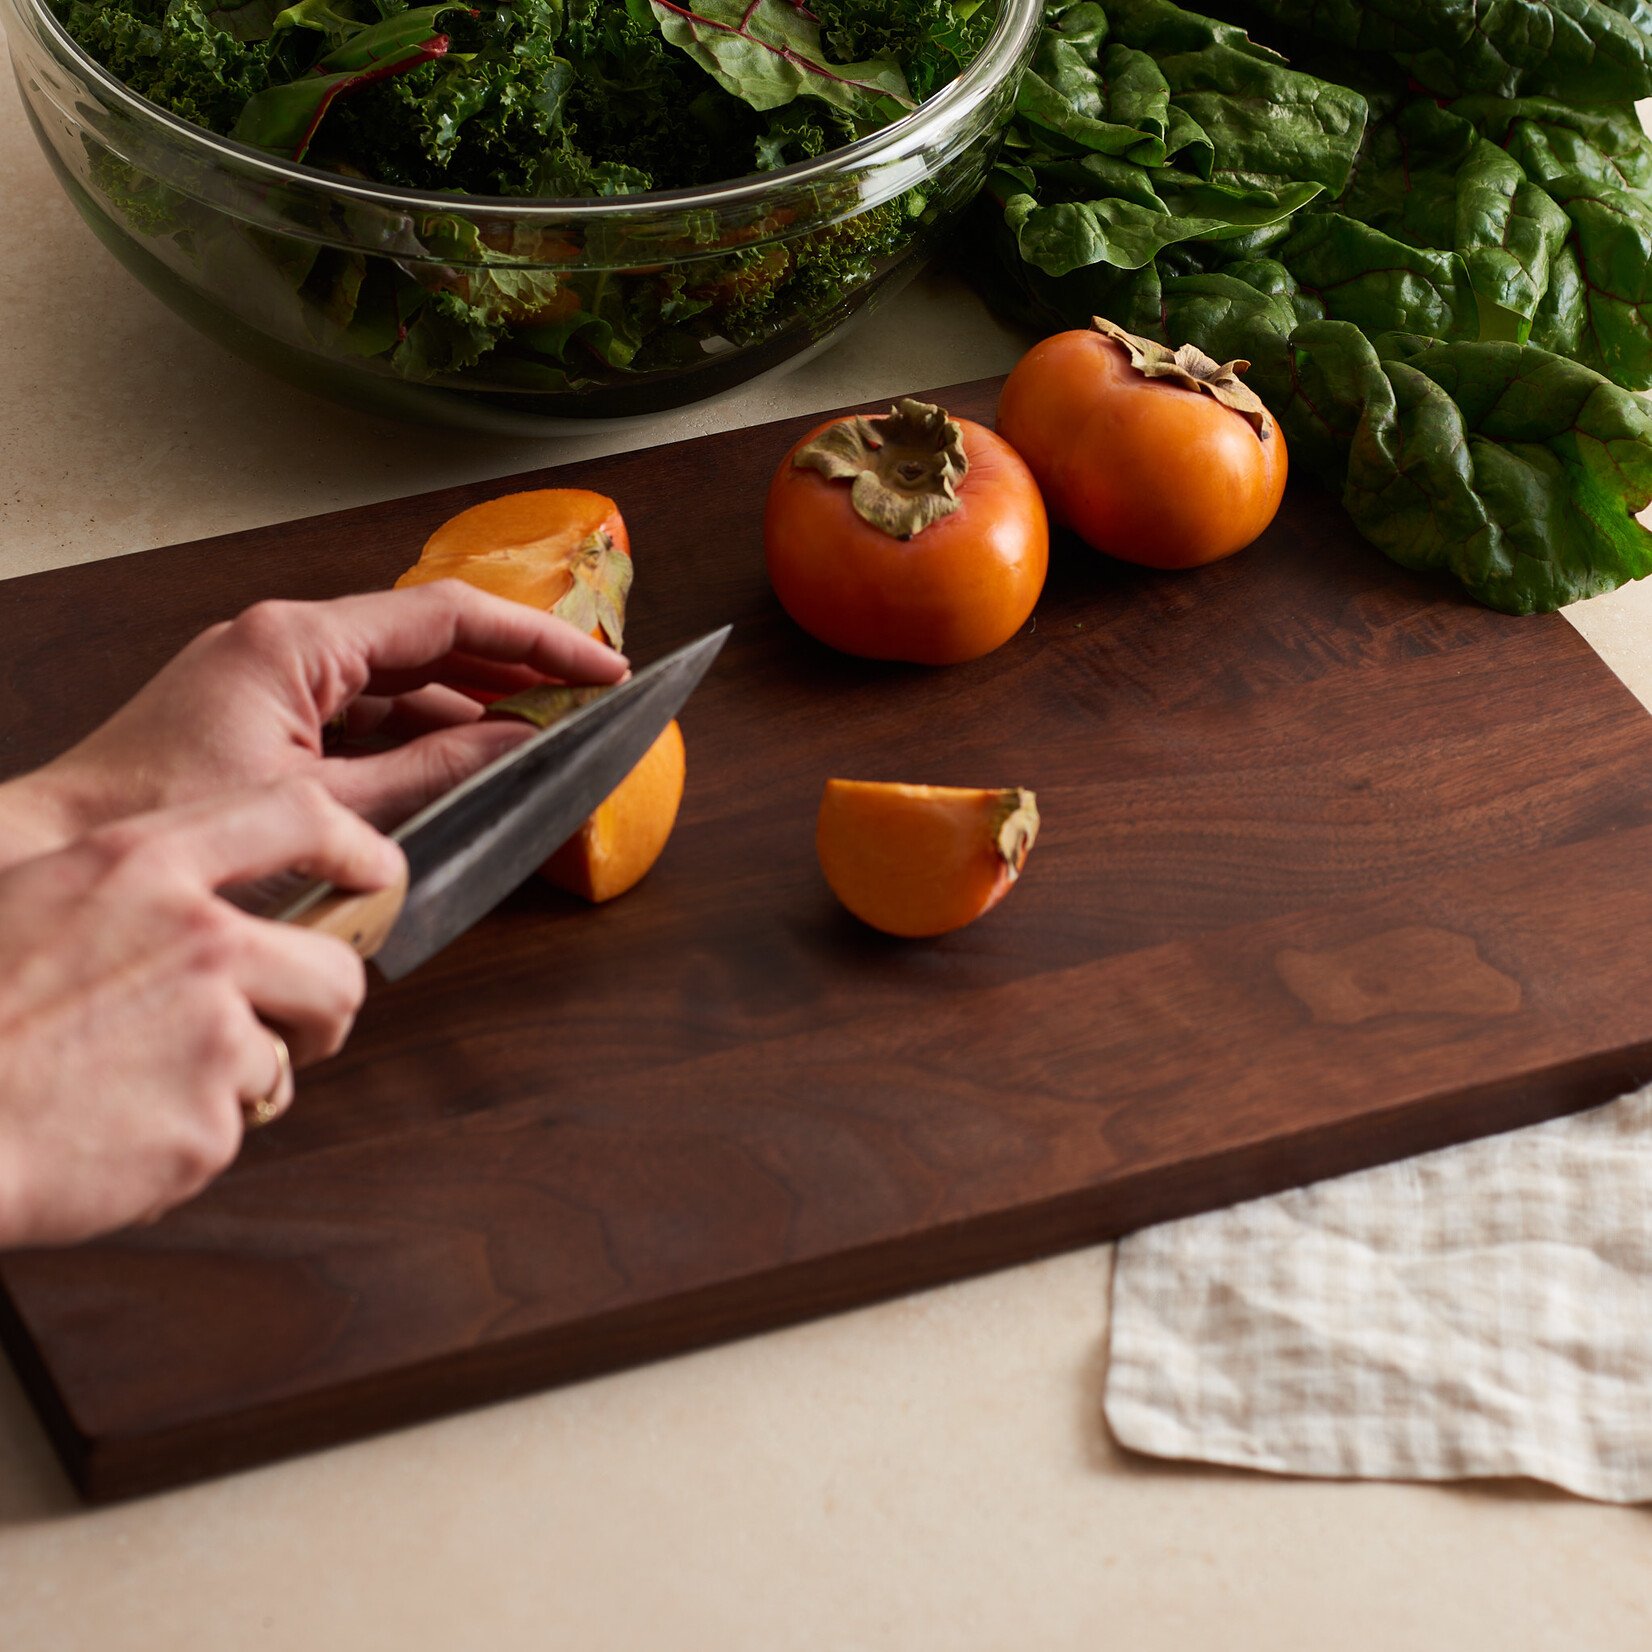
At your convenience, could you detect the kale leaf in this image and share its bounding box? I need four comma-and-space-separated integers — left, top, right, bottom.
58, 0, 985, 190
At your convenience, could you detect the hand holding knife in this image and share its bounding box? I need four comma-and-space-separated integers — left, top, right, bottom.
273, 627, 729, 978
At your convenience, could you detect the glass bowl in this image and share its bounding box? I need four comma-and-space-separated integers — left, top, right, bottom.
3, 0, 1040, 432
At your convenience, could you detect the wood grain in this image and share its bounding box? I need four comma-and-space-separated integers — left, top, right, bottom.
5, 376, 1652, 1501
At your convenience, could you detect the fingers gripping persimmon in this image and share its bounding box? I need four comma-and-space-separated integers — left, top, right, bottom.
765, 399, 1048, 665
817, 780, 1040, 938
396, 488, 633, 648
997, 317, 1287, 570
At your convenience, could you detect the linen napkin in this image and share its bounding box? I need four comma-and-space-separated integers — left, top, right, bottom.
1104, 1082, 1652, 1501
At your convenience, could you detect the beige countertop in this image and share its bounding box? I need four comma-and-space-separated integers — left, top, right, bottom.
7, 46, 1652, 1650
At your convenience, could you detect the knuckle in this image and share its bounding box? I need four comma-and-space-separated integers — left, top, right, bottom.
82, 817, 149, 870
416, 577, 487, 620
320, 946, 368, 1053
183, 905, 239, 974
418, 576, 471, 603
288, 935, 366, 1060
228, 599, 300, 654
176, 1101, 242, 1188
277, 774, 335, 823
334, 944, 368, 1014
190, 985, 247, 1065
82, 818, 188, 889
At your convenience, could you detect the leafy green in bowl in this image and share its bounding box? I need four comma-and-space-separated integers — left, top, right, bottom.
6, 0, 1040, 428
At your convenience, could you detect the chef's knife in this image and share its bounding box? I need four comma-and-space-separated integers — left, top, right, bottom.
272, 626, 728, 979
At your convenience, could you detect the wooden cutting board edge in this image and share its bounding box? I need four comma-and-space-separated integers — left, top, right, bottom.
13, 1025, 1652, 1504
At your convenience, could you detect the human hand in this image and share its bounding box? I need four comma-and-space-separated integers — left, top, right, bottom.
0, 582, 626, 868
0, 780, 401, 1247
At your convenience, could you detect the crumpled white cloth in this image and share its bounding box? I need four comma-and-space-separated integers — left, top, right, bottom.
1104, 1083, 1652, 1502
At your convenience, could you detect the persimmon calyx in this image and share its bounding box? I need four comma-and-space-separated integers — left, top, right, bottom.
1090, 316, 1275, 441
993, 788, 1040, 877
793, 398, 969, 538
484, 681, 608, 729
549, 528, 633, 649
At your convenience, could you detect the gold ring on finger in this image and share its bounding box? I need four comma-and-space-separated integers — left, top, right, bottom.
242, 1030, 293, 1130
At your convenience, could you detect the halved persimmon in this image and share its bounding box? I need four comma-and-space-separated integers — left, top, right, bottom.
542, 719, 686, 903
816, 780, 1040, 938
396, 488, 632, 649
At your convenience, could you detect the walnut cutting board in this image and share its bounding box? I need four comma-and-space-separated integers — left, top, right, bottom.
7, 376, 1652, 1502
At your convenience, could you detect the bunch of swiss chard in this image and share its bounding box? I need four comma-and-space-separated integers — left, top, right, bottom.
969, 0, 1652, 612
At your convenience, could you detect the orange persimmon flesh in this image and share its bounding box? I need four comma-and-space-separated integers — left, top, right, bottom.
394, 487, 679, 904
816, 780, 1040, 938
395, 488, 632, 649
541, 719, 687, 903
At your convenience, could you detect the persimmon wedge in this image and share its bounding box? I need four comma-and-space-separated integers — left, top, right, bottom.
816, 780, 1040, 938
485, 682, 687, 906
396, 488, 632, 648
542, 718, 687, 903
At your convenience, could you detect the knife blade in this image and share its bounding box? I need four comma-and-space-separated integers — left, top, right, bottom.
272, 626, 729, 980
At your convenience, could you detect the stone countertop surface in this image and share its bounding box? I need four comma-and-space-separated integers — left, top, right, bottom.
7, 44, 1652, 1652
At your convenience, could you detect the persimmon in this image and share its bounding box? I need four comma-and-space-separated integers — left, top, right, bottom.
400, 494, 680, 904
396, 488, 632, 649
764, 399, 1048, 665
997, 317, 1287, 569
816, 780, 1040, 938
483, 681, 687, 902
542, 718, 686, 903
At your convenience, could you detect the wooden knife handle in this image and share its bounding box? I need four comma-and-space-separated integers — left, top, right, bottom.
284, 867, 409, 960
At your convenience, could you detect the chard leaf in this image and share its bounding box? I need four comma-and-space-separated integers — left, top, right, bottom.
641, 0, 914, 117
1005, 175, 1322, 276
1397, 0, 1652, 101
1101, 0, 1368, 197
231, 14, 460, 158
1453, 97, 1652, 193
1014, 4, 1174, 162
1279, 214, 1480, 341
966, 0, 1652, 615
1342, 334, 1652, 612
312, 3, 465, 71
1540, 175, 1652, 390
1244, 0, 1652, 101
1340, 99, 1570, 334
269, 0, 362, 37
206, 0, 293, 42
1242, 0, 1474, 56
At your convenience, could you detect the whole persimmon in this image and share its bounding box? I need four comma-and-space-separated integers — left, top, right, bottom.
997, 317, 1287, 569
764, 398, 1048, 665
